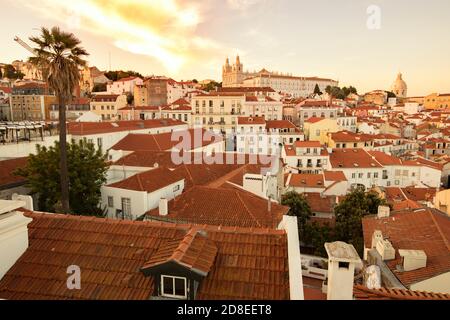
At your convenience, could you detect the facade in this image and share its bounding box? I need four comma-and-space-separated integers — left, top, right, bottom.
90, 94, 127, 121
10, 83, 56, 121
423, 93, 450, 110
222, 56, 338, 98
80, 66, 110, 96
107, 76, 143, 95
296, 101, 342, 126
49, 98, 91, 121
303, 118, 339, 145
282, 141, 331, 174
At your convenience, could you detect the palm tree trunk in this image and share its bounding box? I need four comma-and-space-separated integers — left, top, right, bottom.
59, 96, 70, 213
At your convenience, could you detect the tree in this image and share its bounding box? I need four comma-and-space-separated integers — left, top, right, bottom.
192, 79, 198, 84
104, 70, 143, 82
2, 64, 24, 80
92, 83, 107, 92
127, 93, 134, 105
313, 84, 322, 96
281, 191, 313, 241
334, 188, 388, 255
15, 140, 109, 216
386, 91, 396, 98
29, 27, 89, 213
202, 81, 222, 92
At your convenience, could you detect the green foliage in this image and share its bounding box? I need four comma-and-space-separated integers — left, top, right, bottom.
2, 64, 24, 80
325, 85, 358, 100
313, 84, 322, 96
386, 91, 396, 98
334, 189, 387, 255
304, 222, 334, 257
281, 191, 312, 239
202, 81, 222, 92
192, 79, 198, 84
104, 70, 143, 82
92, 83, 107, 92
127, 93, 134, 105
15, 140, 109, 216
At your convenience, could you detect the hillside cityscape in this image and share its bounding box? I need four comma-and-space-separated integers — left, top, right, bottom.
0, 0, 449, 305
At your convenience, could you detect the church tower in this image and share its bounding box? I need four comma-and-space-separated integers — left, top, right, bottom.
222, 55, 245, 87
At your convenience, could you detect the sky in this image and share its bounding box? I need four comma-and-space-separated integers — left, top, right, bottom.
1, 0, 450, 96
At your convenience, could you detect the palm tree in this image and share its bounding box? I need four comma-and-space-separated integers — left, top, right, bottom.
29, 27, 89, 213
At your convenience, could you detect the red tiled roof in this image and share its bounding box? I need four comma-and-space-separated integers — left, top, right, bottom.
0, 87, 12, 94
142, 229, 218, 276
146, 185, 288, 228
330, 131, 373, 143
0, 157, 28, 189
68, 119, 185, 135
323, 170, 347, 182
304, 117, 324, 124
286, 173, 324, 188
330, 149, 382, 168
362, 209, 450, 287
0, 212, 289, 300
111, 129, 221, 152
353, 285, 450, 300
367, 151, 402, 166
238, 116, 266, 125
303, 193, 336, 214
91, 94, 119, 101
107, 167, 184, 192
294, 141, 321, 148
265, 120, 297, 129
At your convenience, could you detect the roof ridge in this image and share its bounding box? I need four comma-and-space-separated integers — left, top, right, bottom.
428, 210, 450, 252
234, 188, 263, 228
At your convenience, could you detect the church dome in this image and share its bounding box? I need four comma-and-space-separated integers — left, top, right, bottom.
391, 73, 407, 98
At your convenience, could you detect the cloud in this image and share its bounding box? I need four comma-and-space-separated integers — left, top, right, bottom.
15, 0, 225, 74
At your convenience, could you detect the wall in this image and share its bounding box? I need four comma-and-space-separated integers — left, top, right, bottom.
0, 135, 62, 158
101, 186, 147, 219
410, 271, 450, 294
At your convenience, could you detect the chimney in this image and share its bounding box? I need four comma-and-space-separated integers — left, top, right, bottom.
12, 194, 34, 211
375, 238, 396, 260
159, 198, 168, 216
371, 230, 383, 249
324, 241, 362, 300
0, 200, 33, 280
377, 205, 390, 218
398, 249, 427, 271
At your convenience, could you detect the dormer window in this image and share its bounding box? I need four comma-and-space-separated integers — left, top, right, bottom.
161, 275, 187, 299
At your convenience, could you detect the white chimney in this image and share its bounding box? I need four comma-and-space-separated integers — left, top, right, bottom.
375, 239, 396, 260
0, 200, 32, 280
371, 230, 383, 249
324, 241, 362, 300
377, 205, 390, 218
399, 249, 427, 271
159, 198, 168, 216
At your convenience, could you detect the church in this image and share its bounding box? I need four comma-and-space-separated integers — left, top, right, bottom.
222, 56, 338, 98
391, 72, 408, 98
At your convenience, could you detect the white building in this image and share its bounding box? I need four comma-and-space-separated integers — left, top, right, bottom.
282, 141, 331, 174
107, 76, 143, 95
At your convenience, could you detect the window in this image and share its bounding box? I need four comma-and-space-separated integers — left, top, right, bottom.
161, 275, 187, 299
374, 172, 379, 178
338, 262, 350, 269
358, 173, 363, 178
173, 185, 180, 192
367, 172, 371, 178
97, 138, 103, 148
121, 198, 131, 218
107, 196, 114, 208
352, 173, 356, 179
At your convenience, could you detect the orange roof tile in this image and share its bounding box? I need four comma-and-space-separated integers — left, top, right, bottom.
0, 212, 289, 300
0, 157, 28, 189
354, 285, 450, 300
330, 149, 382, 168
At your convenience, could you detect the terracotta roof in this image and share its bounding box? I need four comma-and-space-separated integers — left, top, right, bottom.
142, 229, 218, 276
367, 151, 402, 166
265, 120, 297, 129
323, 170, 347, 182
107, 167, 184, 192
303, 193, 336, 214
330, 131, 373, 143
238, 116, 266, 125
304, 117, 324, 124
330, 149, 382, 168
146, 185, 288, 228
217, 87, 276, 93
115, 76, 140, 83
286, 173, 324, 188
0, 157, 28, 189
91, 94, 119, 101
362, 209, 450, 287
0, 87, 12, 94
391, 199, 423, 211
294, 141, 321, 148
111, 129, 221, 152
68, 119, 185, 135
0, 212, 289, 300
353, 285, 450, 300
